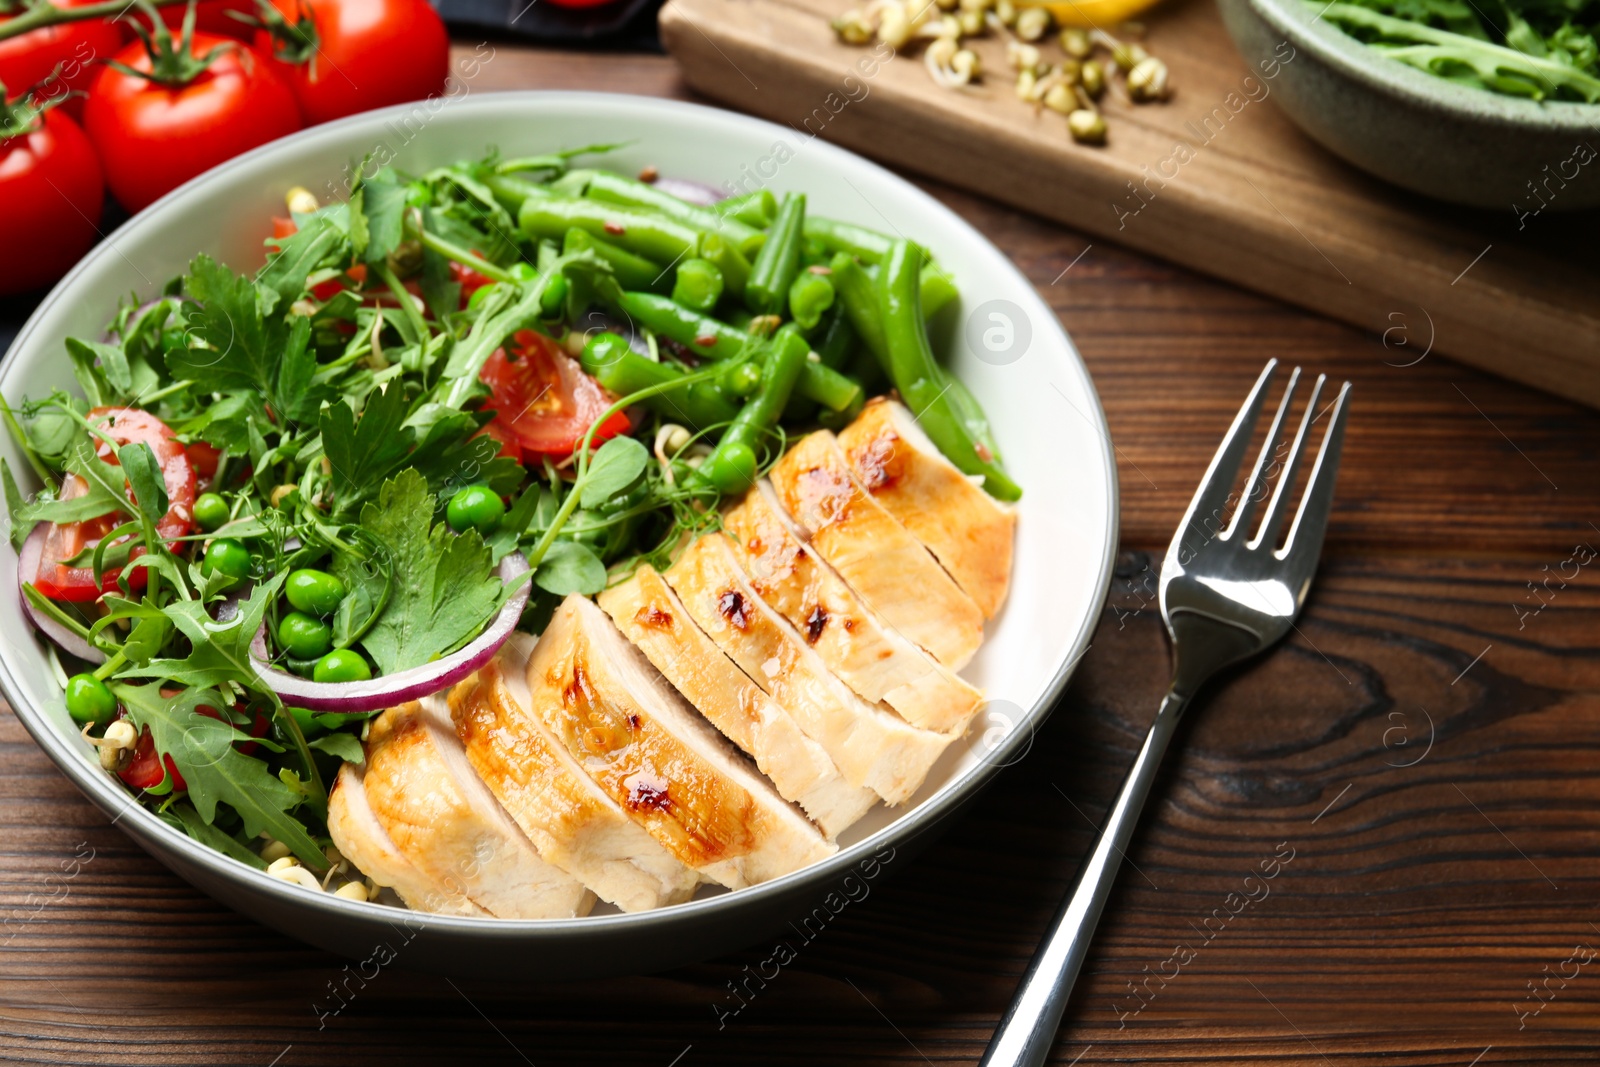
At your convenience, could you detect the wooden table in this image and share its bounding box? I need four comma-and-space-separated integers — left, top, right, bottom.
2, 43, 1597, 1067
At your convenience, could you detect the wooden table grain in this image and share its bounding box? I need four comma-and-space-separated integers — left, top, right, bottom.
2, 43, 1598, 1067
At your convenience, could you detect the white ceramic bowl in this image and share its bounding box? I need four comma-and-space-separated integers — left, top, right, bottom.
0, 92, 1117, 976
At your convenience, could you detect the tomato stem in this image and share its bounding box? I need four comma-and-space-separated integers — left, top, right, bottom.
0, 0, 190, 42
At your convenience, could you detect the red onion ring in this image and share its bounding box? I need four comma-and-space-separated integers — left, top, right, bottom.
249, 552, 531, 712
655, 177, 727, 206
17, 524, 105, 665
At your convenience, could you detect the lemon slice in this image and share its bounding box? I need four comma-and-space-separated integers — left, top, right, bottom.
1023, 0, 1165, 27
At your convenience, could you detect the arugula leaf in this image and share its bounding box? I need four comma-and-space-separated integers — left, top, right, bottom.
354, 469, 504, 674
136, 574, 285, 689
117, 442, 168, 525
360, 169, 410, 268
116, 681, 323, 866
165, 801, 268, 870
20, 435, 132, 525
580, 436, 648, 509
259, 215, 345, 309
64, 338, 126, 407
308, 733, 364, 763
3, 457, 34, 551
535, 540, 606, 596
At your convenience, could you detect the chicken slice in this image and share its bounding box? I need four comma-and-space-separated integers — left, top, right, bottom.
837, 398, 1016, 618
450, 646, 702, 913
723, 482, 982, 735
600, 565, 876, 838
327, 762, 488, 917
665, 533, 955, 805
360, 698, 595, 919
524, 596, 837, 888
768, 430, 984, 669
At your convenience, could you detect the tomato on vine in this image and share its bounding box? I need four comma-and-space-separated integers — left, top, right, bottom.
83, 3, 300, 212
0, 0, 122, 117
251, 0, 447, 126
0, 90, 103, 295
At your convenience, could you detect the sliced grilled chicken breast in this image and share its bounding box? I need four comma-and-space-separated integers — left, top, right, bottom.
665, 533, 955, 805
768, 430, 984, 669
837, 398, 1016, 618
600, 565, 876, 838
525, 596, 836, 888
360, 698, 595, 919
327, 762, 488, 917
723, 482, 982, 735
450, 646, 702, 913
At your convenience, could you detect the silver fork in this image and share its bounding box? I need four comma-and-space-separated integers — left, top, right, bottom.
978, 360, 1352, 1067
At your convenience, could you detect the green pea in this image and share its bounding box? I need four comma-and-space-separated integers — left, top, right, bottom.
192, 492, 229, 531
278, 611, 333, 659
447, 485, 505, 535
467, 281, 502, 310
671, 258, 725, 313
700, 440, 758, 495
201, 538, 252, 588
313, 649, 372, 684
717, 359, 762, 399
286, 568, 347, 617
64, 673, 116, 726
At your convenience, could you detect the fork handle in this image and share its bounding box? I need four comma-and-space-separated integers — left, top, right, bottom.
977, 690, 1188, 1067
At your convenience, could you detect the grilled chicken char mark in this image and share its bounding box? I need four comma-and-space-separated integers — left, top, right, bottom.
449, 646, 702, 913
665, 533, 957, 806
524, 596, 836, 889
359, 698, 595, 920
837, 398, 1016, 619
768, 430, 985, 670
600, 565, 877, 839
722, 480, 982, 735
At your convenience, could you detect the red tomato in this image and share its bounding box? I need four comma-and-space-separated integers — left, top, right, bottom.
480, 330, 630, 460
117, 703, 268, 791
185, 439, 221, 486
83, 32, 301, 212
271, 214, 298, 239
0, 103, 103, 296
254, 0, 446, 126
150, 0, 257, 39
0, 0, 122, 119
452, 261, 494, 302
32, 407, 197, 602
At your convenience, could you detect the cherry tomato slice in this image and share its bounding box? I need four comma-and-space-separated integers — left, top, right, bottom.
480, 330, 630, 460
32, 407, 197, 602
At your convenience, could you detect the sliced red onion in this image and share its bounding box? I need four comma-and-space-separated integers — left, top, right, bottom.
17, 524, 105, 665
656, 177, 727, 206
249, 552, 530, 712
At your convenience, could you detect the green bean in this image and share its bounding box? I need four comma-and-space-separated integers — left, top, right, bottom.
715, 190, 777, 228
828, 252, 886, 363
672, 258, 725, 313
802, 217, 928, 265
698, 329, 808, 493
482, 173, 554, 215
878, 239, 1020, 501
920, 265, 959, 319
745, 193, 805, 315
520, 197, 701, 265
563, 229, 670, 292
788, 269, 836, 330
572, 170, 765, 256
614, 291, 752, 362
699, 233, 750, 299
579, 332, 740, 431
769, 323, 863, 413
813, 308, 857, 369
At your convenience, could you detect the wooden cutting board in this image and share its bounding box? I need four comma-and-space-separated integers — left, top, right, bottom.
659, 0, 1600, 407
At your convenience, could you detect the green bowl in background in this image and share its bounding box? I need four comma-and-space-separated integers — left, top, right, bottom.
1217, 0, 1600, 210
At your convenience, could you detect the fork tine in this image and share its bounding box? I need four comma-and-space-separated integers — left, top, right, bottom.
1249, 373, 1326, 550
1282, 381, 1352, 564
1169, 360, 1278, 561
1227, 366, 1301, 542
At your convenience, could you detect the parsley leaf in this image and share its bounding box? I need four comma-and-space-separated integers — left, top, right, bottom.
354, 469, 504, 674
